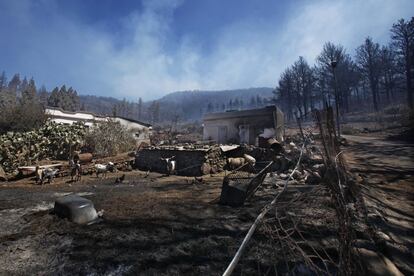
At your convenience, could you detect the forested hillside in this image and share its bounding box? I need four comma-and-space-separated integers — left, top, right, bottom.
79, 87, 274, 124
0, 70, 274, 132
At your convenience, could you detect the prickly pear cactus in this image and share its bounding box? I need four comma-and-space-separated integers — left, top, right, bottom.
0, 121, 87, 173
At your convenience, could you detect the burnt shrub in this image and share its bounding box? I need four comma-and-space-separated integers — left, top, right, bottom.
84, 119, 136, 157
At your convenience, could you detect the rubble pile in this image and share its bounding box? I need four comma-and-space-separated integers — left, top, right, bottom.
219, 134, 327, 206
203, 145, 226, 174
229, 145, 280, 163
0, 121, 86, 173
265, 136, 326, 187
222, 132, 326, 185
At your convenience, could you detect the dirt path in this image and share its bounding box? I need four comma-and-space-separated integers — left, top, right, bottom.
344, 135, 414, 275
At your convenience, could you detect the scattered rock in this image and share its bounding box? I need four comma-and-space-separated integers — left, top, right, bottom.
304, 170, 322, 185
311, 154, 324, 164
312, 164, 325, 172
279, 173, 288, 180
243, 154, 256, 165
292, 170, 302, 179
201, 163, 211, 175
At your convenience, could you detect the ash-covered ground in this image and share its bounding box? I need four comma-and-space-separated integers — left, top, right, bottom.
0, 131, 413, 275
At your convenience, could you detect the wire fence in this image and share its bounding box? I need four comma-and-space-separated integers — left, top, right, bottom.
222, 143, 305, 276
314, 107, 362, 276
222, 107, 362, 276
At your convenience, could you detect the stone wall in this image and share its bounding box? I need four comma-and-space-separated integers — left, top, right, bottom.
135, 146, 226, 176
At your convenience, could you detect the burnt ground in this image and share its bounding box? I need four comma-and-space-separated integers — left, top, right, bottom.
344, 134, 414, 275
0, 132, 413, 275
0, 169, 294, 275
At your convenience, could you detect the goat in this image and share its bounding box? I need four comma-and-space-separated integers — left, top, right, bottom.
35, 166, 43, 184
41, 168, 59, 184
70, 160, 82, 182
95, 162, 114, 178
160, 156, 176, 175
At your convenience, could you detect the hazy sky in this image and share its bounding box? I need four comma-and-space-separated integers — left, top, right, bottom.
0, 0, 413, 100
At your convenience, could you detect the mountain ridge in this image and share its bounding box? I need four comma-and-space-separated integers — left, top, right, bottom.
80, 87, 275, 122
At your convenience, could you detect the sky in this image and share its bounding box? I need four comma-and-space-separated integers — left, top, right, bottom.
0, 0, 413, 100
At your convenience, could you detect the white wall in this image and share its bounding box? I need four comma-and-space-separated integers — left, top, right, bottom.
45, 108, 151, 140
112, 117, 151, 140
45, 108, 97, 121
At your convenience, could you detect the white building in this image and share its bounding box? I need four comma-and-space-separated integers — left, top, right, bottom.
45, 107, 152, 145
45, 108, 106, 127
203, 106, 284, 145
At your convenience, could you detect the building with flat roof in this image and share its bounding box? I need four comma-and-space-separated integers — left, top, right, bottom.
45, 107, 152, 145
203, 106, 284, 145
45, 107, 106, 127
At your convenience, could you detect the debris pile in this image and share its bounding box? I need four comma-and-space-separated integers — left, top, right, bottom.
221, 133, 327, 199
276, 138, 326, 185
227, 144, 282, 164
204, 145, 227, 174
219, 132, 327, 207
0, 121, 86, 173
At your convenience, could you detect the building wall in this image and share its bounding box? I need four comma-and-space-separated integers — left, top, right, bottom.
112, 117, 151, 141
46, 108, 96, 121
203, 107, 283, 145
135, 146, 226, 176
203, 119, 239, 144
135, 149, 208, 176
45, 108, 151, 143
48, 118, 93, 127
45, 108, 106, 127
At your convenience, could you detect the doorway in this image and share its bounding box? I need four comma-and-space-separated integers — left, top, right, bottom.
239, 125, 250, 144
218, 126, 228, 144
